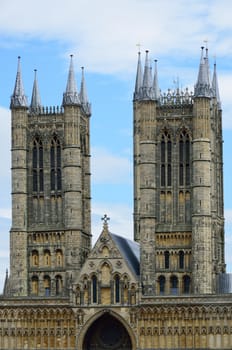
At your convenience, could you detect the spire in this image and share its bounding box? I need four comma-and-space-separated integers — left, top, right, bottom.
205, 47, 211, 85
62, 54, 80, 106
194, 47, 211, 98
141, 50, 153, 100
30, 69, 42, 112
212, 61, 221, 108
10, 56, 28, 108
153, 59, 160, 100
134, 51, 143, 100
79, 67, 91, 115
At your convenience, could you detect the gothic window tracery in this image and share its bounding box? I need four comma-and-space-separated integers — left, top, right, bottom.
32, 137, 43, 192
50, 135, 62, 191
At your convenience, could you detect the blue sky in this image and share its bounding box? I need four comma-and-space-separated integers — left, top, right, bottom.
1, 0, 232, 290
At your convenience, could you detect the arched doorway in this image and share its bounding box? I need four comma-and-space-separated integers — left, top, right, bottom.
83, 314, 132, 350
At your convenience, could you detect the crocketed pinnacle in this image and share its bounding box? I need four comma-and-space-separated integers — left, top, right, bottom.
79, 67, 91, 115
194, 47, 211, 98
134, 51, 143, 100
62, 55, 80, 106
142, 50, 153, 99
30, 69, 42, 112
10, 56, 28, 108
212, 61, 221, 109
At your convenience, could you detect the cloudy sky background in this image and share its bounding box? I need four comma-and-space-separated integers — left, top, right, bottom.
1, 0, 232, 290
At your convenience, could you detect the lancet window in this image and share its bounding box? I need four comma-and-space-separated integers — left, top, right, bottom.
179, 131, 190, 186
55, 275, 63, 295
160, 131, 172, 187
170, 275, 178, 295
114, 275, 120, 303
32, 137, 44, 192
92, 275, 97, 303
158, 275, 165, 295
183, 275, 191, 294
164, 251, 170, 269
50, 136, 62, 191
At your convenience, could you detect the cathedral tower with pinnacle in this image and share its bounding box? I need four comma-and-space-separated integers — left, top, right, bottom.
7, 55, 92, 297
133, 47, 225, 296
1, 47, 232, 350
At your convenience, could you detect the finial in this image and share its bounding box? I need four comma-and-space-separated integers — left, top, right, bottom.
136, 43, 141, 53
101, 214, 110, 228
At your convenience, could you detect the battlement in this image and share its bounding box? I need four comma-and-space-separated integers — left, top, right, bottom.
29, 105, 64, 115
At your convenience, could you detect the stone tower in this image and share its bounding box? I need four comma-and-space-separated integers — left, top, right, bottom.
133, 47, 225, 296
7, 56, 92, 297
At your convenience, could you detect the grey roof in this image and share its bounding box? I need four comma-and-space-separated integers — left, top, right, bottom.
10, 56, 28, 108
62, 55, 80, 106
109, 232, 140, 277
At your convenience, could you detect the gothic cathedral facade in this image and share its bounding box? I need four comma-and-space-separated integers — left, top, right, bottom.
0, 47, 232, 349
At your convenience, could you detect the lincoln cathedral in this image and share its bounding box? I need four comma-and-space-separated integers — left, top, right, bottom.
0, 46, 232, 349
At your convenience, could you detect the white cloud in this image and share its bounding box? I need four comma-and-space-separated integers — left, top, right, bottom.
91, 146, 132, 185
0, 1, 232, 74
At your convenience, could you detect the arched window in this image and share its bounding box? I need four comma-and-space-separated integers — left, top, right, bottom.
31, 276, 39, 295
50, 136, 62, 191
170, 275, 178, 295
44, 250, 51, 266
160, 132, 172, 187
158, 275, 165, 295
56, 249, 63, 266
31, 250, 39, 266
114, 275, 120, 303
44, 275, 51, 296
32, 137, 43, 192
164, 251, 170, 269
179, 251, 184, 269
179, 131, 190, 186
183, 275, 191, 294
55, 275, 63, 295
92, 275, 97, 303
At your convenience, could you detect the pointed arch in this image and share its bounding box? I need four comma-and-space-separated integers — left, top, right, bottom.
79, 310, 136, 350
